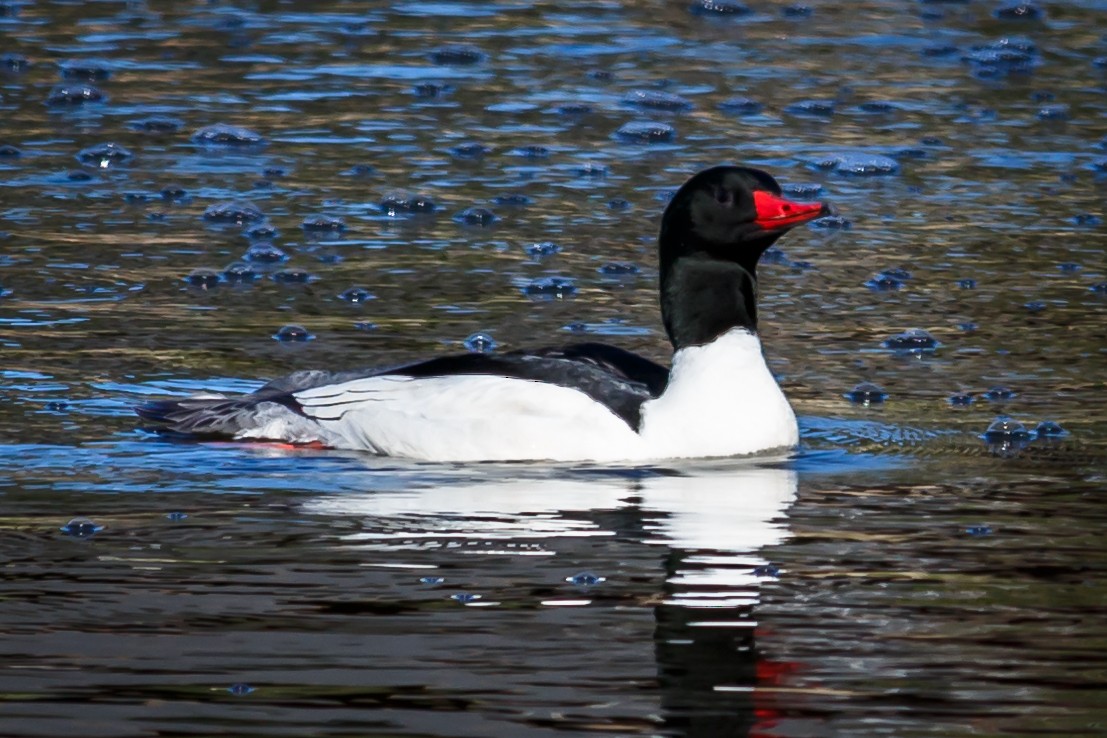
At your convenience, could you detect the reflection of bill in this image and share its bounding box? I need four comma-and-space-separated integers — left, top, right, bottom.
305, 461, 798, 736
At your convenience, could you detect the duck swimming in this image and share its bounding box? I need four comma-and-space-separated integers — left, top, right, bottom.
136, 165, 830, 462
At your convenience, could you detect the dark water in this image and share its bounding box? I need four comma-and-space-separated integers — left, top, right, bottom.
2, 1, 1107, 735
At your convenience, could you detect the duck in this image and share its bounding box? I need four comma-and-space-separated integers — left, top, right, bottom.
136, 165, 830, 462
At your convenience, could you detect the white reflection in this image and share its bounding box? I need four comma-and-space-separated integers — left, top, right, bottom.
305, 461, 797, 607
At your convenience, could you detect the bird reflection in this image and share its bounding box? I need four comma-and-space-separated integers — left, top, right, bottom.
305, 459, 798, 735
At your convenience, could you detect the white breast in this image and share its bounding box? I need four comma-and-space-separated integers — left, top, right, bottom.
638, 328, 798, 458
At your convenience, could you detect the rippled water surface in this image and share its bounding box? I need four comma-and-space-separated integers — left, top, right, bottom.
2, 1, 1107, 736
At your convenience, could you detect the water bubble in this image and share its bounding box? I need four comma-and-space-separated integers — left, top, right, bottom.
76, 142, 133, 168
882, 328, 939, 353
855, 101, 901, 115
243, 242, 288, 263
965, 525, 993, 536
454, 207, 498, 226
995, 2, 1043, 20
921, 44, 959, 58
166, 512, 189, 521
865, 273, 906, 291
1, 53, 31, 72
752, 564, 781, 578
607, 198, 631, 210
622, 89, 693, 112
817, 153, 899, 176
810, 215, 851, 230
570, 162, 608, 178
553, 102, 594, 116
1091, 283, 1107, 294
525, 241, 560, 258
783, 4, 812, 16
45, 83, 106, 106
379, 194, 437, 216
957, 278, 977, 289
430, 45, 485, 65
184, 268, 222, 289
510, 144, 550, 159
464, 332, 498, 353
718, 97, 763, 115
160, 185, 189, 202
450, 593, 482, 603
338, 287, 375, 304
1034, 420, 1067, 437
598, 262, 639, 276
67, 170, 94, 182
781, 183, 823, 199
958, 322, 977, 333
412, 81, 454, 98
60, 517, 104, 538
0, 144, 22, 157
1037, 104, 1069, 121
419, 576, 444, 585
448, 142, 491, 159
346, 163, 376, 177
1071, 214, 1100, 226
1024, 301, 1046, 313
566, 571, 606, 586
129, 116, 183, 133
688, 0, 752, 16
223, 262, 259, 283
271, 269, 315, 285
614, 121, 676, 144
244, 223, 279, 241
203, 201, 265, 225
983, 386, 1016, 402
784, 99, 836, 118
981, 415, 1032, 443
58, 60, 111, 82
301, 215, 345, 233
191, 123, 265, 147
44, 401, 69, 412
226, 683, 255, 695
761, 248, 789, 265
524, 277, 576, 299
493, 193, 531, 206
844, 382, 888, 405
273, 325, 314, 342
948, 392, 975, 407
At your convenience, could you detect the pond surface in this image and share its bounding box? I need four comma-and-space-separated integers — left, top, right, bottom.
2, 0, 1106, 736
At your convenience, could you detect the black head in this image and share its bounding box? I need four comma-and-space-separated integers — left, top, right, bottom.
659, 165, 828, 276
658, 165, 829, 348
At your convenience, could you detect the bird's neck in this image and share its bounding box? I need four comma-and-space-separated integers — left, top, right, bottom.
658, 232, 780, 351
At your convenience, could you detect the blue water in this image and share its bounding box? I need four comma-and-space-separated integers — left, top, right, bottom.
2, 0, 1107, 735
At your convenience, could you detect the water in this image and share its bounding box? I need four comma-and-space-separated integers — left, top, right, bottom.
2, 1, 1107, 735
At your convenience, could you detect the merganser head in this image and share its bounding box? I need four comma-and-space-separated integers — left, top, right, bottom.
658, 165, 830, 349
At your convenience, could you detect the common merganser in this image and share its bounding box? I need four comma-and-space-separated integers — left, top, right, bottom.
136, 165, 829, 462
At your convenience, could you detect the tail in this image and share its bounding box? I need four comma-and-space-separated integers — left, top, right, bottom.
135, 395, 292, 439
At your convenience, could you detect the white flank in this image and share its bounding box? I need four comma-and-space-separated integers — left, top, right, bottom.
237, 327, 797, 462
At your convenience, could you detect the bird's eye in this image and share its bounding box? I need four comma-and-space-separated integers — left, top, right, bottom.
714, 186, 733, 206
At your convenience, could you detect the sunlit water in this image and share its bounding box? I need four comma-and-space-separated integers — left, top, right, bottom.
1, 1, 1106, 736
